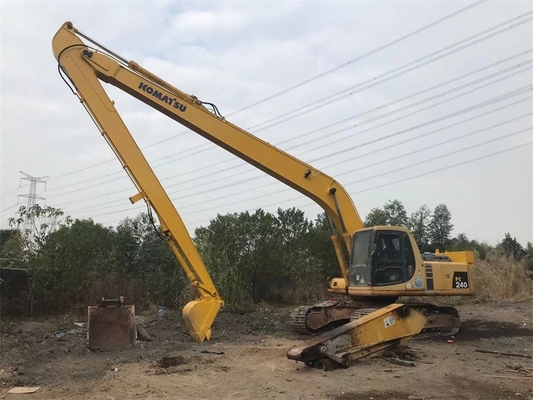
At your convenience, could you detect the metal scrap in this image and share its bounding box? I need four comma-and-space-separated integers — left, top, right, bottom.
475, 349, 532, 359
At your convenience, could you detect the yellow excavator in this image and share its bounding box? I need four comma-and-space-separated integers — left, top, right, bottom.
52, 22, 475, 369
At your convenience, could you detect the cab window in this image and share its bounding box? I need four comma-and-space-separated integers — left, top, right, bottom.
349, 230, 372, 286
373, 232, 414, 285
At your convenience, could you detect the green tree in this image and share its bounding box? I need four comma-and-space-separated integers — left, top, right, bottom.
8, 204, 72, 251
428, 203, 453, 251
0, 229, 19, 246
383, 199, 408, 227
452, 233, 470, 249
274, 207, 313, 283
449, 233, 491, 259
364, 200, 408, 227
114, 212, 189, 307
525, 242, 533, 273
244, 209, 284, 303
307, 212, 341, 281
194, 210, 281, 306
0, 229, 24, 268
114, 215, 145, 275
408, 204, 431, 251
33, 219, 116, 312
364, 207, 388, 227
499, 233, 526, 261
194, 207, 330, 307
195, 212, 253, 307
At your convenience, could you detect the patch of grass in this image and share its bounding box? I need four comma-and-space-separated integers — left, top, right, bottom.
472, 256, 532, 301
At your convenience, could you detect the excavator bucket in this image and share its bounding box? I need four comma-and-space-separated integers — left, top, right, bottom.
87, 297, 136, 350
182, 297, 222, 343
287, 304, 427, 370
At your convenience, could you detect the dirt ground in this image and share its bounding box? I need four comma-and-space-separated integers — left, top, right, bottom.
1, 301, 532, 400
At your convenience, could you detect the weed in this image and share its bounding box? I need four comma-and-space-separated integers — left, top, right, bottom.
472, 255, 532, 301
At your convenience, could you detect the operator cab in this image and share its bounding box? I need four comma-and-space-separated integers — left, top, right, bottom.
349, 228, 416, 287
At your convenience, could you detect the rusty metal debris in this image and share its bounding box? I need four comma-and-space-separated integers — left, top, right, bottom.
87, 296, 136, 350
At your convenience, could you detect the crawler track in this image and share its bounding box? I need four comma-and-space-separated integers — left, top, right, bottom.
290, 301, 461, 338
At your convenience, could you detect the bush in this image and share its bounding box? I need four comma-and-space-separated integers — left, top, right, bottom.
472, 255, 532, 301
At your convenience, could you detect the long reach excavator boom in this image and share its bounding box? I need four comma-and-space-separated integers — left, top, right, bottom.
53, 22, 474, 368
53, 22, 362, 279
53, 21, 361, 341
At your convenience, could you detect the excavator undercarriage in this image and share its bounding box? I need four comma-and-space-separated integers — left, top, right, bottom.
290, 298, 460, 338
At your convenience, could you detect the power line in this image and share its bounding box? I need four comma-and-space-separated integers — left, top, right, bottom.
145, 59, 533, 190
101, 141, 533, 228
200, 141, 533, 228
125, 50, 533, 191
147, 113, 532, 213
344, 127, 531, 185
47, 158, 116, 182
251, 13, 533, 133
351, 141, 532, 194
46, 174, 127, 199
0, 204, 19, 214
312, 104, 532, 172
170, 127, 533, 217
43, 171, 125, 193
56, 86, 532, 217
303, 84, 532, 160
173, 111, 533, 211
235, 0, 489, 114
195, 110, 532, 204
44, 0, 488, 184
120, 14, 533, 177
85, 124, 530, 220
0, 186, 22, 199
45, 15, 532, 199
75, 79, 533, 212
105, 11, 533, 172
291, 66, 532, 155
49, 60, 531, 208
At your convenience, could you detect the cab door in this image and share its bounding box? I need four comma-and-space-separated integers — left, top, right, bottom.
372, 231, 415, 286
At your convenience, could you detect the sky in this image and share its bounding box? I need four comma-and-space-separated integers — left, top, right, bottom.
0, 0, 532, 247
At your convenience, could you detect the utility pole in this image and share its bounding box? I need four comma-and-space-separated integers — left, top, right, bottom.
17, 171, 48, 231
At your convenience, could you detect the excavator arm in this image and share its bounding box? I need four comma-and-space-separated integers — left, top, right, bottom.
52, 22, 364, 293
53, 23, 224, 343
